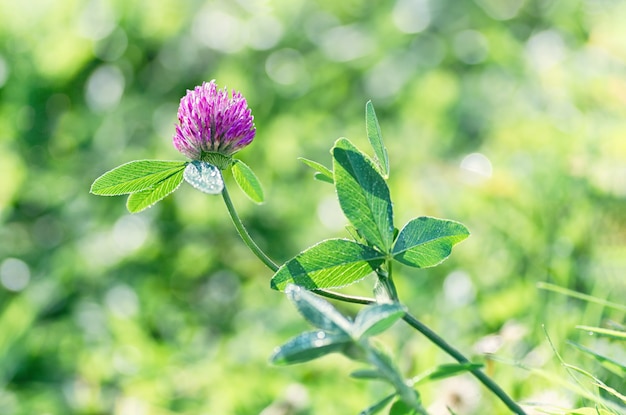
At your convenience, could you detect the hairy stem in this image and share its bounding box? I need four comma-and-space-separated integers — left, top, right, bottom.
221, 183, 279, 272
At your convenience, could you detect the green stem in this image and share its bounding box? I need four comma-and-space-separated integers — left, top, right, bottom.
221, 183, 279, 273
220, 180, 524, 414
402, 312, 527, 415
315, 289, 375, 305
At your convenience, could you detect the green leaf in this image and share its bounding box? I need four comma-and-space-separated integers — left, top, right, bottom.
270, 330, 352, 365
351, 368, 384, 380
365, 100, 389, 178
366, 348, 422, 410
285, 284, 352, 334
232, 159, 264, 203
332, 138, 394, 252
271, 239, 385, 291
358, 394, 395, 415
126, 168, 185, 213
314, 172, 334, 184
299, 157, 334, 183
353, 303, 406, 339
91, 160, 187, 195
388, 399, 421, 415
412, 363, 484, 386
392, 217, 469, 268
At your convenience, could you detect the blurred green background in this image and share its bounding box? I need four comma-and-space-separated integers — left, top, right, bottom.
1, 0, 625, 413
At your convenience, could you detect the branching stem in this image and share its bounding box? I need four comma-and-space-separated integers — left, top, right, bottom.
221, 181, 526, 414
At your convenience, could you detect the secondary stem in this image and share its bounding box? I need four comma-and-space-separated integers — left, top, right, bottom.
402, 313, 527, 415
221, 183, 525, 414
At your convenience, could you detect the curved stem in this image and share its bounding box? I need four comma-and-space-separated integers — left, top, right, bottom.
220, 178, 524, 414
315, 289, 375, 305
221, 183, 279, 273
402, 312, 527, 415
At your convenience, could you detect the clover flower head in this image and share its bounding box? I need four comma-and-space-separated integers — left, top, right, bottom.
173, 80, 255, 161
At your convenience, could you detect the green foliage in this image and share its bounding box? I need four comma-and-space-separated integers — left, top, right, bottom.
284, 284, 352, 334
270, 239, 385, 290
352, 303, 406, 339
273, 285, 427, 413
232, 159, 264, 203
391, 217, 470, 268
4, 0, 626, 413
358, 394, 395, 415
126, 168, 185, 213
333, 137, 394, 252
411, 363, 485, 385
365, 100, 389, 178
270, 330, 352, 365
90, 160, 186, 195
298, 157, 334, 183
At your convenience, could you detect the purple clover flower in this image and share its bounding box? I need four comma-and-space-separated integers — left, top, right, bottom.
173, 80, 255, 161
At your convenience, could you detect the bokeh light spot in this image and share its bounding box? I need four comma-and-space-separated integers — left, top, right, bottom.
392, 0, 431, 33
453, 30, 489, 64
193, 8, 245, 53
319, 25, 373, 62
460, 152, 493, 183
105, 284, 139, 318
0, 55, 9, 88
265, 49, 307, 86
0, 258, 31, 292
246, 15, 284, 50
85, 65, 125, 112
443, 270, 476, 308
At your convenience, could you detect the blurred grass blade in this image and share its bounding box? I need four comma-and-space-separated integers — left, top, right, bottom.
359, 394, 395, 415
333, 138, 394, 252
270, 330, 351, 365
299, 157, 334, 183
353, 303, 406, 339
126, 168, 184, 213
285, 284, 352, 335
537, 282, 626, 312
392, 217, 469, 268
91, 160, 187, 195
567, 341, 626, 376
232, 159, 264, 203
365, 100, 389, 178
576, 326, 626, 341
270, 239, 385, 291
